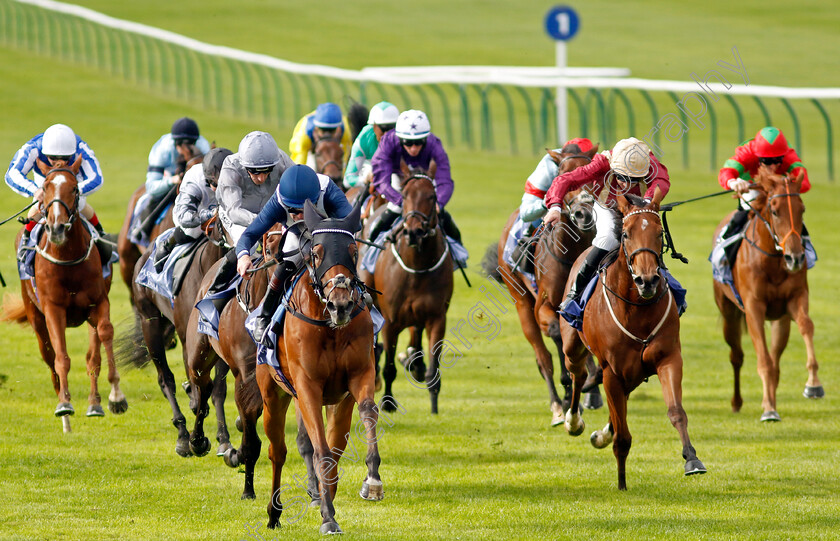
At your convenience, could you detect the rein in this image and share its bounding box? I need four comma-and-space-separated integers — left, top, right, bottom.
741, 181, 802, 256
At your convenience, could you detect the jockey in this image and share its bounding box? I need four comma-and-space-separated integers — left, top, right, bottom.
288, 102, 353, 167
520, 138, 595, 223
137, 117, 212, 239
543, 137, 670, 312
367, 109, 461, 242
152, 147, 232, 271
206, 131, 294, 296
343, 101, 400, 190
235, 164, 354, 343
718, 127, 811, 244
6, 124, 106, 260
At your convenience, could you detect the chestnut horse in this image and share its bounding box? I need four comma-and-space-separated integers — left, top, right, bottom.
117, 144, 205, 303
490, 145, 601, 426
360, 173, 453, 414
712, 167, 820, 422
313, 136, 344, 189
560, 193, 705, 490
1, 157, 127, 431
257, 201, 381, 534
120, 218, 232, 457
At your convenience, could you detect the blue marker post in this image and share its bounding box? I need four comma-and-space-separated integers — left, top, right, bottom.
544, 5, 580, 145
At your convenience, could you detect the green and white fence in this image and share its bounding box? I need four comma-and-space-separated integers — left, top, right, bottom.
2, 0, 838, 179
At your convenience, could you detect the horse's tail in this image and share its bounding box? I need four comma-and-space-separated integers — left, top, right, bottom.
113, 313, 152, 369
480, 242, 504, 283
346, 99, 370, 143
0, 293, 28, 325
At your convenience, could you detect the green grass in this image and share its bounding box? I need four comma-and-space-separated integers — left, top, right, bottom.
1, 2, 839, 540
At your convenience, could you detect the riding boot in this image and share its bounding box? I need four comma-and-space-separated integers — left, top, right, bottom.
208, 250, 238, 295
560, 246, 609, 312
154, 227, 192, 272
253, 262, 295, 344
17, 228, 31, 262
368, 208, 400, 241
721, 209, 749, 240
439, 208, 462, 243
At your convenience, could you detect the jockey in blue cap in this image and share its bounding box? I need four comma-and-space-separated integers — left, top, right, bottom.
288, 102, 352, 167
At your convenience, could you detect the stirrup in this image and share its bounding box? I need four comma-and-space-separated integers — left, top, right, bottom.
253, 316, 272, 345
559, 291, 577, 312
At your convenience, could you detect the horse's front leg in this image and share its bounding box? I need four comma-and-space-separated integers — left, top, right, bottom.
345, 354, 383, 502
602, 365, 631, 490
184, 329, 215, 457
789, 293, 823, 398
715, 286, 744, 412
91, 298, 127, 415
210, 359, 231, 457
381, 323, 400, 412
655, 354, 706, 477
426, 317, 447, 414
258, 366, 293, 530
295, 383, 342, 535
84, 324, 104, 417
743, 301, 779, 421
560, 325, 587, 437
43, 304, 74, 417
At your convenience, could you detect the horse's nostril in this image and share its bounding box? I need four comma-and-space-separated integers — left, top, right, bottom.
633, 276, 644, 287
326, 301, 335, 311
650, 275, 661, 286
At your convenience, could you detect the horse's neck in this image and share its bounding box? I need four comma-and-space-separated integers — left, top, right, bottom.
544, 215, 587, 261
43, 218, 90, 258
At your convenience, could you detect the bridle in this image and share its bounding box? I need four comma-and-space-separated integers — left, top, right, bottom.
43, 167, 80, 230
313, 136, 343, 177
619, 209, 665, 283
741, 177, 802, 257
386, 174, 451, 273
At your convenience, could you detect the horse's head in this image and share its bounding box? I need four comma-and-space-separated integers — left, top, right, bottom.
313, 136, 344, 186
616, 190, 665, 299
37, 155, 82, 246
302, 199, 362, 327
754, 167, 806, 272
547, 143, 599, 230
400, 173, 438, 248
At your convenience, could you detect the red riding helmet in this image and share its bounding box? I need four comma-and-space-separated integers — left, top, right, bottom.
753, 127, 789, 158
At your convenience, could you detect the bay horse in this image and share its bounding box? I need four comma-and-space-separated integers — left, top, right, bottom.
559, 193, 705, 490
313, 136, 344, 189
117, 143, 205, 303
1, 157, 127, 431
490, 145, 601, 426
256, 201, 381, 534
360, 172, 453, 414
119, 218, 232, 457
712, 167, 820, 422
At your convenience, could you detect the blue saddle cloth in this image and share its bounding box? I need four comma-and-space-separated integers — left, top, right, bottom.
560, 268, 687, 331
195, 270, 245, 340
128, 193, 173, 248
135, 229, 205, 301
360, 216, 469, 274
17, 222, 118, 282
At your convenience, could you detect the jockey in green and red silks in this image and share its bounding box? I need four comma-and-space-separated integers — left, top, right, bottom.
718, 127, 811, 241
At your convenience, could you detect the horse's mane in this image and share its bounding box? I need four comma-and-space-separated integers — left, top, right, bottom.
346, 100, 369, 143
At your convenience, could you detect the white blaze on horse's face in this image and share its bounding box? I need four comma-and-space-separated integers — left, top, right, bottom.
48, 174, 72, 232
641, 218, 649, 230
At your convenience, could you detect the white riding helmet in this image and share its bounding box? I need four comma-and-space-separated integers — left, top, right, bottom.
238, 131, 281, 169
42, 124, 77, 156
368, 101, 400, 126
609, 137, 651, 177
395, 110, 431, 140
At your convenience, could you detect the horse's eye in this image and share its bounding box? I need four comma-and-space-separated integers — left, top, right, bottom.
771, 210, 778, 217
622, 232, 629, 240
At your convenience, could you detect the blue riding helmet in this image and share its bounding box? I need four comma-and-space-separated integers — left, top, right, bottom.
279, 165, 321, 208
313, 103, 343, 129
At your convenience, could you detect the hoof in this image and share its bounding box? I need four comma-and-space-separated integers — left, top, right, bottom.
564, 410, 585, 437
175, 438, 193, 457
166, 335, 178, 350
320, 521, 343, 535
241, 491, 256, 500
223, 447, 241, 468
190, 436, 211, 457
310, 498, 321, 508
86, 404, 105, 417
760, 410, 781, 422
380, 396, 398, 413
582, 391, 603, 410
108, 398, 128, 414
590, 426, 612, 449
359, 479, 384, 501
54, 402, 75, 417
234, 415, 243, 432
217, 442, 233, 457
181, 380, 192, 395
685, 459, 707, 476
803, 385, 825, 399
550, 402, 564, 427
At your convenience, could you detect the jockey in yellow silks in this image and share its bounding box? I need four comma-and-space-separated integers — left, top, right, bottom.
288, 102, 352, 167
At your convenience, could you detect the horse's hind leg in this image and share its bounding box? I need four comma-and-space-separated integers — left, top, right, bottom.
381, 323, 400, 412
227, 367, 262, 500
789, 295, 823, 398
656, 355, 706, 477
400, 326, 425, 384
210, 359, 231, 456
295, 409, 321, 507
716, 287, 744, 412
92, 300, 127, 415
524, 296, 564, 425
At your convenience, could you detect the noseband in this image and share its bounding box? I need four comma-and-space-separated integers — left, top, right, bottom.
620, 209, 664, 284
44, 167, 80, 228
743, 178, 802, 255
305, 227, 364, 307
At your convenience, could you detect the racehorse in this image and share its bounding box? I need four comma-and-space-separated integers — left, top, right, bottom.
313, 135, 344, 189
360, 172, 453, 414
1, 157, 127, 431
712, 167, 821, 422
119, 217, 232, 457
559, 192, 705, 490
257, 201, 382, 534
489, 145, 602, 426
117, 143, 205, 303
183, 223, 283, 500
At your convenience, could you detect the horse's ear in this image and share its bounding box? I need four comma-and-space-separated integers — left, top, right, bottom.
545, 148, 563, 164
35, 158, 50, 176
340, 198, 362, 233
586, 144, 599, 158
303, 199, 322, 232
615, 194, 631, 215
70, 154, 83, 175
